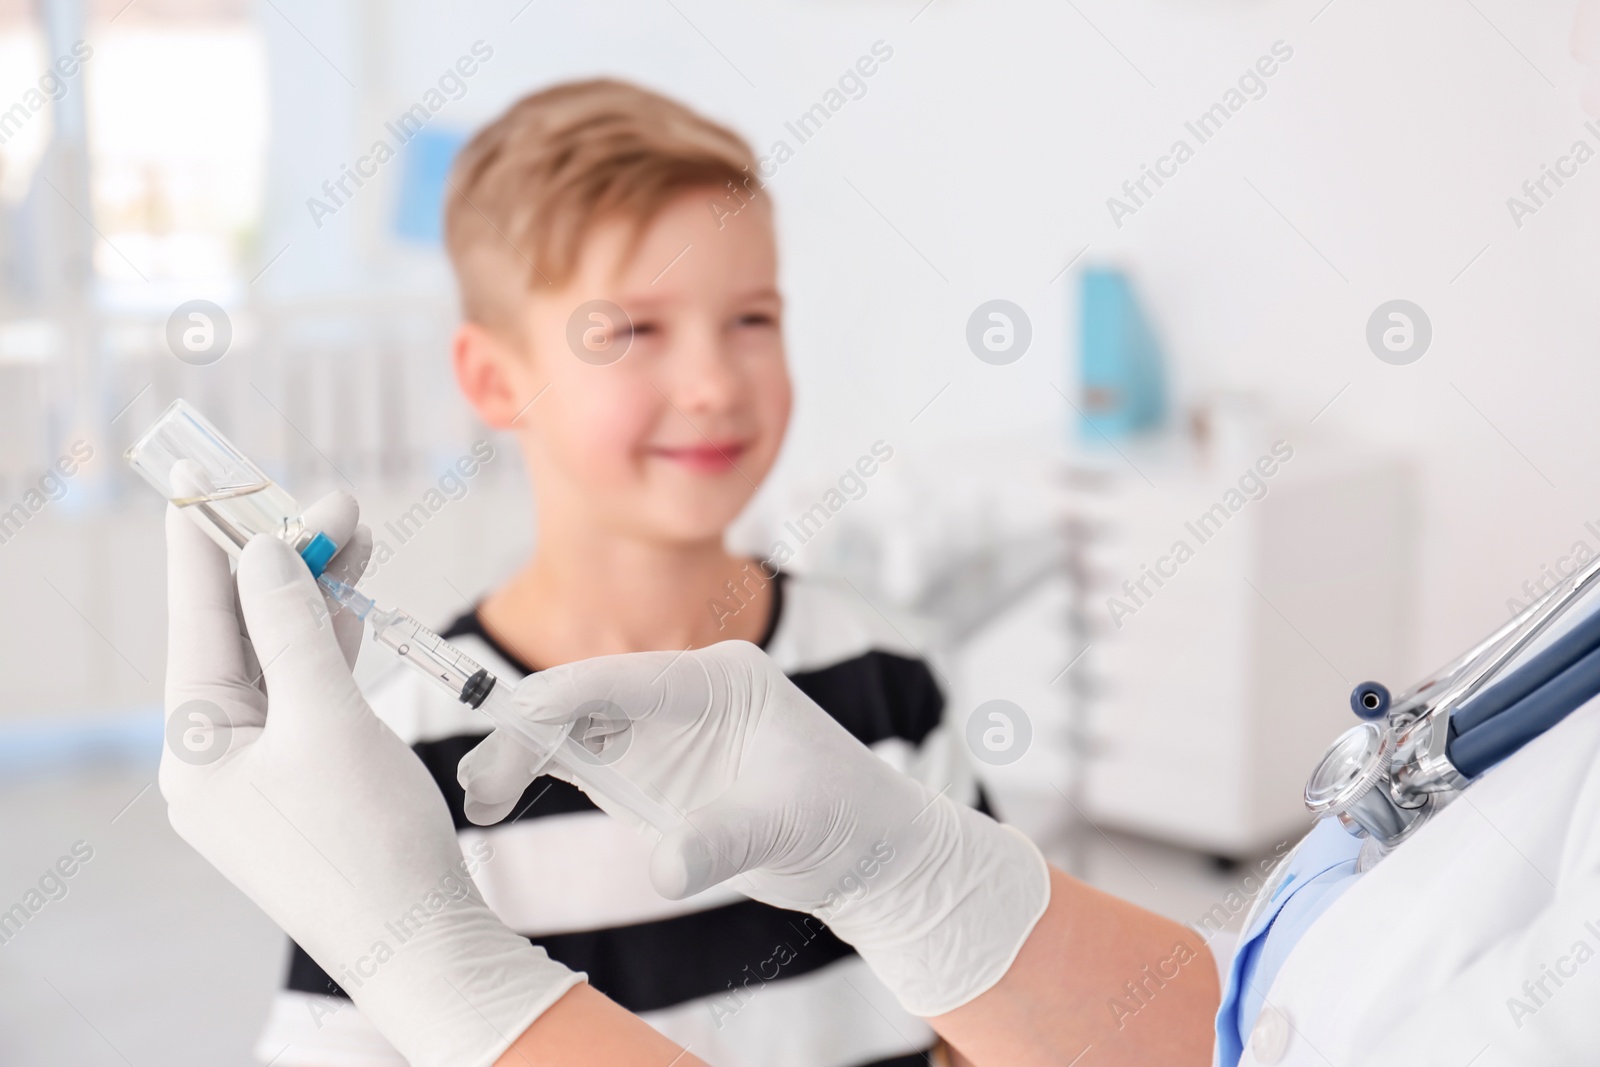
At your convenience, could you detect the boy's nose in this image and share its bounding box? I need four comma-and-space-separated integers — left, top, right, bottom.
667, 330, 743, 414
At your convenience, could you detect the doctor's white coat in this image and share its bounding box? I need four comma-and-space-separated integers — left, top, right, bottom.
1233, 695, 1600, 1066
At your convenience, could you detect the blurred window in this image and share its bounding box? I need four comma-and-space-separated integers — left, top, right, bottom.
0, 4, 50, 205
2, 0, 267, 296
89, 0, 266, 292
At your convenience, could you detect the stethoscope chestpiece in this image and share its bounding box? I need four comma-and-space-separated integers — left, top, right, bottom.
1306, 722, 1389, 820
1305, 721, 1430, 847
1305, 713, 1433, 857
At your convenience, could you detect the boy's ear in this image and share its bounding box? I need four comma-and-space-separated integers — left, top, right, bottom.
453, 320, 542, 430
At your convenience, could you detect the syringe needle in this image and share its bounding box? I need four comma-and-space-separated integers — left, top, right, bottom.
317, 573, 376, 621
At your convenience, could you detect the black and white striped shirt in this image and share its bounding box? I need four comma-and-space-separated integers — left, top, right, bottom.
256, 573, 987, 1067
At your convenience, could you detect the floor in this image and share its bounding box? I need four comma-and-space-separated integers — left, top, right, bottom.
0, 758, 1271, 1066
0, 760, 285, 1067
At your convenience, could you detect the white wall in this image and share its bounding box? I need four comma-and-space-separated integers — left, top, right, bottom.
248, 0, 1600, 681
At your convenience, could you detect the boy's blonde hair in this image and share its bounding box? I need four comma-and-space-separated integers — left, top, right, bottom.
444, 78, 759, 333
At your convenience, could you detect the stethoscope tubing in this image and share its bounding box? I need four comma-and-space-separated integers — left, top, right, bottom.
1451, 601, 1600, 735
1448, 605, 1600, 778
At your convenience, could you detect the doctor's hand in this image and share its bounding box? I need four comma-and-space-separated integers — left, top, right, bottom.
457, 640, 1051, 1017
159, 497, 582, 1067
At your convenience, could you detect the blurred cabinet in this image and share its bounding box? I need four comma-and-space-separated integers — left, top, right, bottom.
1069, 444, 1416, 858
793, 432, 1415, 862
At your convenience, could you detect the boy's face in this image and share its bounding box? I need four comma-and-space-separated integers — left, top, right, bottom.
510, 188, 791, 545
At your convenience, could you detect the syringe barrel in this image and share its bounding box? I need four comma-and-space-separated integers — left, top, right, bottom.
370, 610, 489, 700
475, 686, 678, 832
473, 684, 575, 775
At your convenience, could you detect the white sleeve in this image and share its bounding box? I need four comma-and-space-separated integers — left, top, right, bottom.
1354, 872, 1600, 1065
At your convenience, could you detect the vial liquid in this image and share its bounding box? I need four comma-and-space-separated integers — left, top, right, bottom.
125, 400, 327, 569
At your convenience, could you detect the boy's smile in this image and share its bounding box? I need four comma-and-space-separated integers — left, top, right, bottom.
645, 440, 751, 474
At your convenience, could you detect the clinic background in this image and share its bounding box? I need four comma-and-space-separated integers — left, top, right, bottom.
1, 0, 1597, 1062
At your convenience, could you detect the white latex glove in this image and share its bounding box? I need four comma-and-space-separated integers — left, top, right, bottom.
160, 493, 581, 1067
457, 641, 1049, 1017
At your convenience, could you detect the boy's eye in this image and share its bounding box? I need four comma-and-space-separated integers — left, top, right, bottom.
621, 320, 660, 340
735, 312, 777, 328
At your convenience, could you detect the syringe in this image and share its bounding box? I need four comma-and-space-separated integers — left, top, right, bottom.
126, 399, 679, 833
315, 574, 680, 832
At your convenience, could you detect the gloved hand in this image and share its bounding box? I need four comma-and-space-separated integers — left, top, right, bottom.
160, 493, 581, 1067
458, 640, 1050, 1017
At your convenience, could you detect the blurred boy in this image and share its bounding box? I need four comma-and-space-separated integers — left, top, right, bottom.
256, 80, 986, 1067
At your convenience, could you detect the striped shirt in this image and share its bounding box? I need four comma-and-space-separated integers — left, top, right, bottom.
255, 573, 986, 1067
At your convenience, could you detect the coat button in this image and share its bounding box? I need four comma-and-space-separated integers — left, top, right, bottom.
1250, 1003, 1291, 1064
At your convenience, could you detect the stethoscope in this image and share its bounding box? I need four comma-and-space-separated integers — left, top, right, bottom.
1305, 556, 1600, 859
